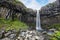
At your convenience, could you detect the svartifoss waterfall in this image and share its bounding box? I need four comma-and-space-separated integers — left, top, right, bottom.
36, 10, 42, 31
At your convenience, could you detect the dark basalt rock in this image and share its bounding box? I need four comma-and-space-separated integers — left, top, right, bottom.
8, 33, 16, 39
1, 38, 11, 40
0, 30, 5, 39
4, 30, 17, 37
0, 29, 51, 40
4, 31, 12, 37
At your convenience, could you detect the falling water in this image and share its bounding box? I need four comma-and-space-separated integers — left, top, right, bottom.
36, 10, 42, 31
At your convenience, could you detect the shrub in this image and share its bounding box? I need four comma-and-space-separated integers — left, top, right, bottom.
49, 31, 60, 40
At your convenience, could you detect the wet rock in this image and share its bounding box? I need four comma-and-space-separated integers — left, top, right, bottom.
47, 29, 56, 35
42, 31, 47, 35
49, 29, 56, 32
0, 30, 5, 33
0, 30, 5, 38
11, 29, 17, 33
0, 30, 46, 40
4, 31, 12, 37
1, 38, 11, 40
17, 36, 24, 40
35, 36, 40, 40
8, 33, 16, 39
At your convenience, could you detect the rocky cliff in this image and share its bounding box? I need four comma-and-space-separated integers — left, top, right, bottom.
0, 0, 60, 29
0, 0, 37, 29
39, 0, 60, 29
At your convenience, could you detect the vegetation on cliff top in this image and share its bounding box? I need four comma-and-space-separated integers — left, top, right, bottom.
10, 0, 26, 8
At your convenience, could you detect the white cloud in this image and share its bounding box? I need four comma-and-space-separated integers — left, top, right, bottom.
48, 0, 56, 3
27, 0, 41, 10
19, 0, 41, 10
19, 0, 56, 10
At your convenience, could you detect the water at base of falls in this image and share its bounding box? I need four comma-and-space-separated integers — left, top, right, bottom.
36, 10, 42, 31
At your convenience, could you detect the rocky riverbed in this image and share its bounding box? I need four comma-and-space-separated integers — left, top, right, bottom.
0, 29, 50, 40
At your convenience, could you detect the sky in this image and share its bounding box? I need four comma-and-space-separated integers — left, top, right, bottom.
19, 0, 56, 10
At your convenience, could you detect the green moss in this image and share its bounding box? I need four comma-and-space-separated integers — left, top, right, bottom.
49, 31, 60, 40
0, 19, 28, 31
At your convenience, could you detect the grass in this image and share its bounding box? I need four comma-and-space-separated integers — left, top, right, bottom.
49, 31, 60, 40
50, 23, 60, 30
0, 18, 28, 31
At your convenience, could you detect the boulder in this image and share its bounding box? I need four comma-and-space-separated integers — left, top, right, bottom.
1, 38, 11, 40
0, 30, 5, 38
4, 31, 12, 37
8, 33, 16, 39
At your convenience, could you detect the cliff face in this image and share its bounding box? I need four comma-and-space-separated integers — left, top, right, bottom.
0, 0, 26, 19
40, 0, 60, 28
0, 0, 37, 29
1, 0, 60, 29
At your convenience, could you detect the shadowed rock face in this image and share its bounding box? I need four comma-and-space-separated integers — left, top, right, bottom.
0, 0, 36, 16
0, 0, 25, 20
39, 0, 60, 29
0, 0, 37, 29
0, 0, 26, 12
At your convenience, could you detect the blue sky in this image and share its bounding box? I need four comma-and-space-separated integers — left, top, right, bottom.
19, 0, 56, 10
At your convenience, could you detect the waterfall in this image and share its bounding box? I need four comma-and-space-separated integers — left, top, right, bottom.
36, 10, 42, 31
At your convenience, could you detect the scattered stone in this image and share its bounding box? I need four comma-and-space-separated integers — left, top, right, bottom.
8, 33, 16, 39
4, 31, 12, 37
47, 29, 56, 35
1, 38, 11, 40
0, 30, 49, 40
0, 30, 5, 39
11, 29, 17, 33
49, 28, 56, 32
